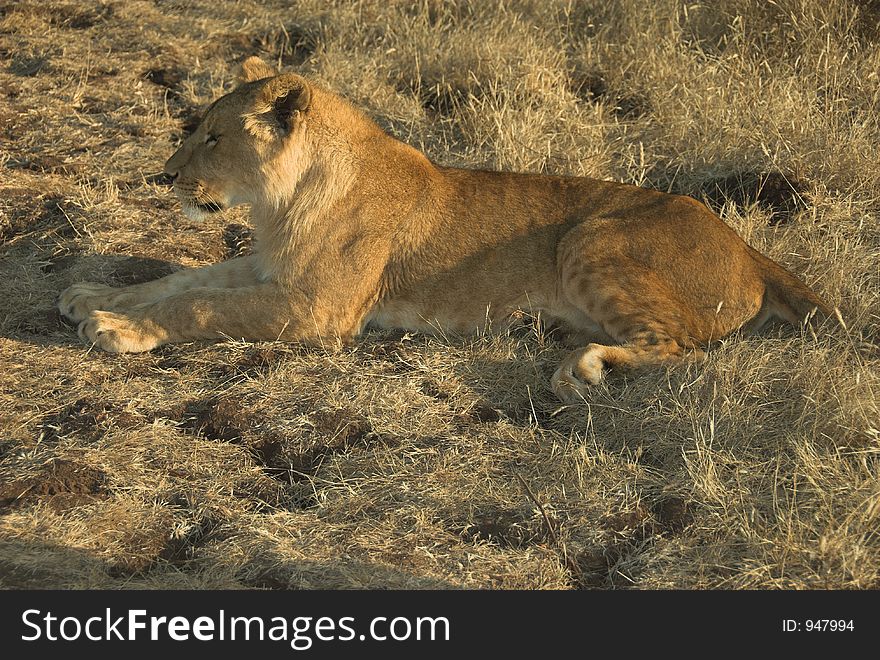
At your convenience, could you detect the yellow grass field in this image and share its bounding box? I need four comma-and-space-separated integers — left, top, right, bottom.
0, 0, 877, 589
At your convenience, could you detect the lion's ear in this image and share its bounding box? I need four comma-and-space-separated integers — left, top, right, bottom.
238, 56, 278, 83
248, 74, 312, 137
254, 74, 311, 133
272, 77, 311, 128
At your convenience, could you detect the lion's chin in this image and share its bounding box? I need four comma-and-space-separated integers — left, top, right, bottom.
181, 200, 224, 221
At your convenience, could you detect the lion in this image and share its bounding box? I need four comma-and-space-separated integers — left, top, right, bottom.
59, 56, 834, 402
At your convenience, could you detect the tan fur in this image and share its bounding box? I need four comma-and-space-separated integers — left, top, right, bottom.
59, 57, 835, 402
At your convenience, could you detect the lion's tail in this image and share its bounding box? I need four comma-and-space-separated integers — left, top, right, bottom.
748, 245, 836, 327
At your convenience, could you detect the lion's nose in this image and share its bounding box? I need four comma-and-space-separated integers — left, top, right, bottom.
163, 145, 187, 179
145, 172, 176, 186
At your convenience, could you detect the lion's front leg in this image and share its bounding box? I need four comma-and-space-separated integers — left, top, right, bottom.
59, 255, 261, 323
77, 309, 169, 353
76, 283, 345, 353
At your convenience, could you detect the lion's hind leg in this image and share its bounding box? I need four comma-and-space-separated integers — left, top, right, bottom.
551, 331, 701, 403
552, 235, 703, 402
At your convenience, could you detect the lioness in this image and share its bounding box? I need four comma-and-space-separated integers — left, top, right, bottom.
59, 56, 833, 402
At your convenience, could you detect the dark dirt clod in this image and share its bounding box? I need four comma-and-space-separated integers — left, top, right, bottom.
454, 403, 503, 427
651, 496, 694, 533
457, 507, 548, 549
570, 70, 609, 102
37, 398, 140, 444
77, 96, 110, 114
469, 403, 502, 423
123, 124, 147, 138
266, 408, 383, 485
166, 397, 384, 491
280, 410, 376, 476
498, 399, 553, 429
171, 397, 250, 442
234, 346, 278, 372
701, 170, 808, 223
0, 459, 108, 512
574, 502, 683, 588
143, 67, 185, 89
0, 81, 20, 98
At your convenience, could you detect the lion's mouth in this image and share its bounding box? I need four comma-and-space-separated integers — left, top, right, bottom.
194, 200, 224, 213
172, 183, 226, 217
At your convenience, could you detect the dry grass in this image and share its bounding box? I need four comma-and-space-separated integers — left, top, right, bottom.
1, 0, 878, 589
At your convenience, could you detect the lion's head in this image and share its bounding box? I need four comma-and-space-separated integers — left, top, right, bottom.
163, 57, 314, 220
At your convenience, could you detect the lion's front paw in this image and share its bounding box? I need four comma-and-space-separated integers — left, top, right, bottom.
77, 311, 162, 353
58, 282, 119, 323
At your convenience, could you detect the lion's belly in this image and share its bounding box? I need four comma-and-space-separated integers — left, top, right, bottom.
365, 293, 601, 338
365, 300, 440, 334
367, 297, 520, 335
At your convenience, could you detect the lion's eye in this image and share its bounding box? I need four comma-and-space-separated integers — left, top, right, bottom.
206, 134, 219, 147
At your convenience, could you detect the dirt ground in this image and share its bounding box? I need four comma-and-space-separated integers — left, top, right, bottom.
0, 0, 878, 589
